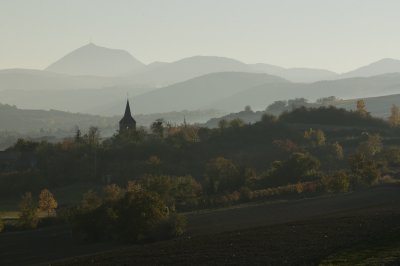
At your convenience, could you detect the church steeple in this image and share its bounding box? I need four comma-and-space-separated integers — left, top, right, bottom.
119, 99, 136, 132
124, 100, 132, 117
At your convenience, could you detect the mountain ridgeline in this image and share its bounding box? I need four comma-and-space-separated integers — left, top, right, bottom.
45, 43, 146, 76
1, 43, 400, 118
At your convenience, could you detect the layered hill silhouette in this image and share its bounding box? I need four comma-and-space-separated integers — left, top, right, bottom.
121, 72, 400, 114
46, 43, 145, 76
0, 68, 116, 91
128, 56, 252, 86
210, 73, 400, 112
250, 64, 338, 83
2, 44, 400, 91
116, 72, 288, 114
3, 71, 400, 116
129, 56, 339, 85
341, 58, 400, 78
2, 43, 400, 117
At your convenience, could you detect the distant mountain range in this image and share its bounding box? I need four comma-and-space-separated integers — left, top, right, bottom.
2, 43, 400, 92
2, 43, 400, 117
2, 71, 400, 116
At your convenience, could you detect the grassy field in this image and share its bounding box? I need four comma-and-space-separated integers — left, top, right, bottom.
0, 210, 49, 219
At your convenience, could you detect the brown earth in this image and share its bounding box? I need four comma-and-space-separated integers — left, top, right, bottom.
1, 184, 399, 265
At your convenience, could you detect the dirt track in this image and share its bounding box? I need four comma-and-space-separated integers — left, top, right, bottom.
0, 184, 399, 265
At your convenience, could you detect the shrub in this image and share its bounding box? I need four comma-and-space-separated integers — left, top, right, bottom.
205, 157, 241, 193
80, 190, 102, 211
263, 153, 320, 187
239, 187, 252, 201
155, 213, 187, 239
140, 175, 202, 210
103, 184, 123, 203
321, 171, 351, 192
349, 153, 381, 186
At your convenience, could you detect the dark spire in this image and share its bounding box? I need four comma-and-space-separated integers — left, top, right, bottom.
124, 99, 132, 118
119, 99, 136, 132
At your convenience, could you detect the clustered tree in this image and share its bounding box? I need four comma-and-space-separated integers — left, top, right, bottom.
2, 104, 400, 237
18, 189, 58, 230
71, 183, 187, 242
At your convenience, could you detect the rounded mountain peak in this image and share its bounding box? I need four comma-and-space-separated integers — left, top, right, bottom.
45, 43, 145, 77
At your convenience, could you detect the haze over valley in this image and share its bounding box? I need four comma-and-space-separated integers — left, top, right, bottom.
3, 2, 400, 265
3, 43, 400, 119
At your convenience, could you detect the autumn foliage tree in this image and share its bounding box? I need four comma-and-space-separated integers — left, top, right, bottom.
356, 99, 367, 117
39, 189, 58, 217
389, 104, 400, 127
304, 128, 326, 147
19, 192, 39, 229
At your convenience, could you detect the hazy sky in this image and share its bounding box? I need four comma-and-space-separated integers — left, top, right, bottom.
1, 0, 400, 72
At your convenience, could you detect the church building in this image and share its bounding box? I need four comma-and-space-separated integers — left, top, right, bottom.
119, 99, 136, 132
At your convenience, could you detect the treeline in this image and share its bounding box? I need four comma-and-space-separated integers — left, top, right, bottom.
1, 105, 400, 242
2, 106, 400, 210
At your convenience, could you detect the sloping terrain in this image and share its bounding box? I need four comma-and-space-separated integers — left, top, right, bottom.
128, 72, 288, 114
341, 58, 400, 78
333, 93, 400, 118
0, 185, 399, 265
211, 74, 400, 112
0, 103, 116, 132
250, 63, 338, 83
56, 210, 400, 266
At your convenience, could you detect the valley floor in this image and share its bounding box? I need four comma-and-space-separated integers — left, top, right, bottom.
1, 185, 399, 265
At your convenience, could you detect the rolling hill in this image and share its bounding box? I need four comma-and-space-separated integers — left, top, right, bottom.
0, 102, 225, 137
0, 86, 150, 114
124, 72, 288, 114
128, 56, 340, 85
210, 73, 400, 112
0, 103, 116, 133
203, 93, 400, 128
341, 58, 400, 78
250, 63, 338, 83
334, 93, 400, 118
127, 56, 253, 86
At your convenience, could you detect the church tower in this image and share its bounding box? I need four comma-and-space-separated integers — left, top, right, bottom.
119, 99, 136, 132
